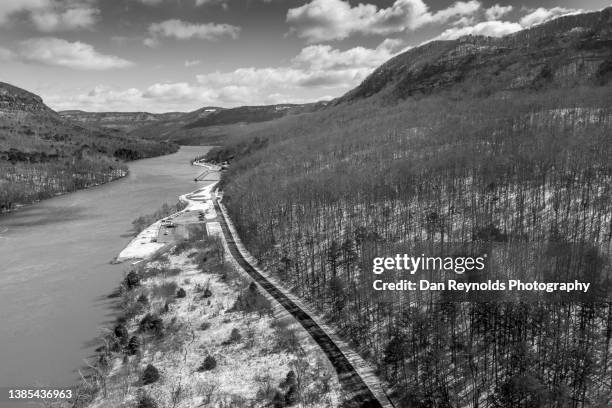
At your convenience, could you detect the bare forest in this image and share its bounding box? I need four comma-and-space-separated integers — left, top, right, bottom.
208, 86, 612, 407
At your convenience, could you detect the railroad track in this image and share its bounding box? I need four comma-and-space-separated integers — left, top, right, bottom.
212, 197, 390, 408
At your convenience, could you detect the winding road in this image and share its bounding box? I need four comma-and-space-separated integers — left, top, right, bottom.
211, 196, 393, 408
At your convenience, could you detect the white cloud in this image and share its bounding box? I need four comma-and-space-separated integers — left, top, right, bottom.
286, 0, 481, 42
142, 82, 214, 103
519, 7, 581, 27
191, 38, 405, 102
484, 4, 512, 20
197, 66, 365, 90
0, 1, 99, 31
46, 39, 403, 111
136, 0, 227, 5
429, 1, 481, 24
0, 47, 15, 61
30, 6, 99, 31
48, 85, 147, 111
291, 39, 404, 71
136, 0, 164, 5
18, 37, 134, 70
432, 5, 583, 42
0, 0, 50, 23
146, 19, 240, 45
195, 0, 229, 7
432, 20, 522, 40
143, 37, 159, 47
185, 59, 201, 67
46, 82, 221, 112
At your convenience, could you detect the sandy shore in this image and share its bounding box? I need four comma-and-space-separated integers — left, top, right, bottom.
115, 182, 218, 262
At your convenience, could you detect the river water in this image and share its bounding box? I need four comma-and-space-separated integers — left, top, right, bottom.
0, 146, 211, 392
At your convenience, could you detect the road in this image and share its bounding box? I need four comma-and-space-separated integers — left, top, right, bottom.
212, 197, 391, 408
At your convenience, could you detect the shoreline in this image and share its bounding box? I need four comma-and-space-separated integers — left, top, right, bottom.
1, 146, 186, 218
0, 171, 129, 217
102, 161, 392, 407
80, 164, 345, 407
115, 181, 218, 263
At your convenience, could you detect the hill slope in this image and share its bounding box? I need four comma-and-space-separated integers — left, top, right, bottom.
0, 82, 178, 211
205, 8, 612, 408
339, 7, 612, 103
129, 102, 328, 145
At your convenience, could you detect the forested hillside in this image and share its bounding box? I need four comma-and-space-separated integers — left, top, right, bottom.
0, 82, 178, 212
340, 8, 612, 104
125, 102, 327, 145
206, 9, 612, 408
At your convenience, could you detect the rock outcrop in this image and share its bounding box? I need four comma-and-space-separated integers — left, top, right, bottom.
0, 82, 57, 116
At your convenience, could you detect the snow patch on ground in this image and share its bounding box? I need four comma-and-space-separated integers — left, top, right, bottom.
117, 182, 218, 262
116, 220, 165, 262
181, 182, 217, 219
90, 249, 341, 407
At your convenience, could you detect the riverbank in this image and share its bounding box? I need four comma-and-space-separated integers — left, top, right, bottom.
0, 169, 128, 216
0, 146, 212, 394
1, 146, 185, 217
115, 183, 218, 262
80, 171, 343, 407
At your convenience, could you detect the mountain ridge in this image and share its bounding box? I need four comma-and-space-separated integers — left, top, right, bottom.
338, 7, 612, 103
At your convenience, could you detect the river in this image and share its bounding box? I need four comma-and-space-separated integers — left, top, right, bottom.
0, 146, 212, 394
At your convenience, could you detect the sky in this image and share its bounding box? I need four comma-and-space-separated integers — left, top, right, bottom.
0, 0, 609, 113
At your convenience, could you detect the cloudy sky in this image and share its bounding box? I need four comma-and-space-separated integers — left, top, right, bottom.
0, 0, 608, 112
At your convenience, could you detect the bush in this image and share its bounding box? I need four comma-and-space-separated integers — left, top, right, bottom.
280, 371, 297, 389
126, 336, 140, 355
137, 294, 149, 304
196, 282, 213, 299
141, 364, 160, 385
272, 320, 299, 352
198, 355, 217, 371
150, 281, 178, 300
224, 328, 242, 345
230, 282, 271, 316
139, 313, 164, 336
284, 385, 298, 405
171, 240, 191, 255
199, 322, 211, 331
272, 391, 286, 408
141, 266, 181, 280
137, 394, 158, 408
124, 271, 140, 290
472, 223, 507, 242
176, 287, 187, 298
114, 324, 128, 344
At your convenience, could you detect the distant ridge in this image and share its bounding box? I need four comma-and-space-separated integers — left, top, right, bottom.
59, 110, 193, 132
